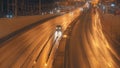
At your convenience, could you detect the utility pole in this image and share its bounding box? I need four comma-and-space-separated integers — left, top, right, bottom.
39, 0, 41, 14
7, 0, 9, 13
1, 0, 3, 12
21, 0, 24, 15
15, 0, 17, 16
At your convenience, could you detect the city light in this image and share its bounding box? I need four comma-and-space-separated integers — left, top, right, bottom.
111, 3, 115, 7
0, 0, 120, 68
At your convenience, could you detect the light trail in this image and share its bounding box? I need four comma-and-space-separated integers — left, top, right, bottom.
85, 10, 120, 68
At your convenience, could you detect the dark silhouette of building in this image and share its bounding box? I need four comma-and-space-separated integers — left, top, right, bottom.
0, 0, 82, 17
0, 0, 41, 17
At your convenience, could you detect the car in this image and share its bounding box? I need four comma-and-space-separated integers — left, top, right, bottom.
115, 9, 120, 15
56, 25, 62, 32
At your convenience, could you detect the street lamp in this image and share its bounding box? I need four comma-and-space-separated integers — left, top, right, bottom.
111, 3, 115, 7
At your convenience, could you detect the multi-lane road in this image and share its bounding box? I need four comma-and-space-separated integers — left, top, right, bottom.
63, 9, 120, 68
0, 8, 120, 68
0, 9, 80, 68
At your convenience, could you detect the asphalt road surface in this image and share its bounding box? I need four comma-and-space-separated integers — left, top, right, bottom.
64, 9, 120, 68
0, 9, 80, 68
0, 8, 120, 68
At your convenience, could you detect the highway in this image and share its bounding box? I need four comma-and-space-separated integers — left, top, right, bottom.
0, 7, 120, 68
0, 9, 80, 68
64, 8, 120, 68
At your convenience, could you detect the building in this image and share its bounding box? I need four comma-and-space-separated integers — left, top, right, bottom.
0, 0, 41, 17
